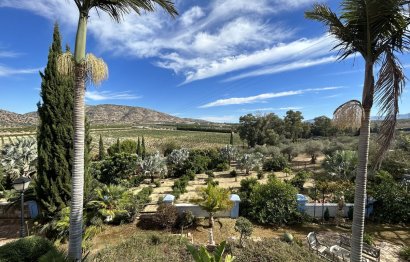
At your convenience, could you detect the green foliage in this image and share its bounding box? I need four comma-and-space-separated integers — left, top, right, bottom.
235, 217, 253, 245
322, 150, 358, 180
324, 207, 330, 221
283, 232, 294, 243
196, 184, 233, 226
311, 116, 337, 137
303, 140, 324, 164
370, 171, 410, 223
154, 204, 179, 229
238, 113, 284, 147
107, 139, 137, 156
172, 175, 190, 199
290, 170, 311, 191
379, 149, 410, 179
230, 170, 238, 177
187, 241, 234, 262
257, 170, 264, 180
178, 211, 195, 231
1, 137, 37, 180
38, 248, 67, 262
280, 144, 300, 161
98, 153, 139, 185
35, 24, 75, 219
399, 246, 410, 261
262, 155, 288, 172
239, 177, 301, 226
284, 110, 304, 142
87, 184, 139, 224
0, 236, 56, 262
363, 233, 374, 246
98, 135, 105, 160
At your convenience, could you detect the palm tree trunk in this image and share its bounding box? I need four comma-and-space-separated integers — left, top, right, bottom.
68, 14, 87, 261
351, 62, 374, 262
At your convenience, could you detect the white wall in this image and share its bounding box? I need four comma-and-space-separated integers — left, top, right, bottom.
303, 203, 354, 218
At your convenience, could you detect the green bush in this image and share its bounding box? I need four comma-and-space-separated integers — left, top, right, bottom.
230, 170, 238, 177
206, 170, 215, 177
363, 233, 374, 246
107, 139, 137, 156
0, 236, 56, 262
98, 153, 139, 185
399, 246, 410, 261
172, 176, 190, 199
235, 217, 253, 245
257, 170, 265, 180
240, 177, 301, 226
38, 249, 66, 262
216, 163, 230, 171
290, 171, 311, 191
262, 155, 288, 172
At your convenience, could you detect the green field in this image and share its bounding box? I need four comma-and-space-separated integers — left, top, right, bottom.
91, 127, 243, 153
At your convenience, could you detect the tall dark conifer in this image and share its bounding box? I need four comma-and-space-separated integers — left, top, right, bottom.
136, 137, 141, 156
35, 23, 73, 219
98, 134, 105, 160
141, 136, 146, 159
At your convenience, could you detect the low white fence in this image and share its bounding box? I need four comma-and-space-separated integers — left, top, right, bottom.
303, 203, 354, 218
174, 203, 231, 218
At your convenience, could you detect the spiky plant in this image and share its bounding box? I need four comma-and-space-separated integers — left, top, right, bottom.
1, 137, 37, 179
306, 1, 409, 261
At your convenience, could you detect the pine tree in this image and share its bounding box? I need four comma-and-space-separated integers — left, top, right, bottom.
136, 137, 142, 156
141, 136, 146, 159
98, 134, 105, 160
230, 132, 234, 145
35, 23, 73, 219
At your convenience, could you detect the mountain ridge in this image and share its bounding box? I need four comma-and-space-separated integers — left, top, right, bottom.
0, 104, 206, 127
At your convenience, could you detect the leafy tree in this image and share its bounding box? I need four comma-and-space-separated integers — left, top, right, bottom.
98, 135, 105, 161
303, 140, 324, 164
196, 184, 233, 244
99, 153, 140, 185
312, 116, 337, 137
262, 155, 288, 172
167, 148, 190, 166
238, 113, 283, 147
280, 144, 300, 162
290, 170, 311, 191
284, 110, 304, 142
1, 138, 37, 180
234, 217, 253, 247
306, 2, 409, 259
141, 152, 167, 183
238, 153, 263, 175
107, 139, 137, 156
322, 150, 358, 180
220, 145, 237, 165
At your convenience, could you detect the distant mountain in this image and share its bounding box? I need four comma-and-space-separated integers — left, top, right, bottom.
371, 113, 410, 121
0, 104, 205, 127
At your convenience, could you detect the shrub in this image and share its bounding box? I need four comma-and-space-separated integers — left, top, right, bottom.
242, 177, 301, 226
303, 140, 324, 164
363, 233, 374, 246
154, 204, 179, 229
107, 139, 137, 156
0, 236, 55, 262
235, 217, 253, 246
324, 207, 330, 221
154, 180, 161, 187
38, 249, 66, 262
172, 176, 190, 199
98, 153, 139, 185
283, 232, 294, 243
206, 170, 215, 177
230, 170, 238, 177
257, 170, 265, 180
177, 211, 195, 232
399, 246, 410, 261
290, 170, 311, 191
186, 169, 196, 180
262, 155, 288, 172
216, 162, 230, 171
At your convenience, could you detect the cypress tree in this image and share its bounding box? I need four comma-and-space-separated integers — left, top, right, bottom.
136, 137, 141, 156
98, 134, 105, 160
141, 136, 146, 159
230, 132, 234, 145
35, 23, 73, 219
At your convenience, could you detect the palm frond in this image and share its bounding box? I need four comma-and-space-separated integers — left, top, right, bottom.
85, 0, 178, 22
373, 50, 405, 168
333, 100, 363, 129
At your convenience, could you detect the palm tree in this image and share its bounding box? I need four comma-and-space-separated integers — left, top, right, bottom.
65, 1, 177, 260
305, 1, 409, 261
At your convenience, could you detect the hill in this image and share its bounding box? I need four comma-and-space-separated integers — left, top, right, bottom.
0, 104, 203, 127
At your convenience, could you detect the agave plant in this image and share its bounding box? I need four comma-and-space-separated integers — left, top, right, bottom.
187, 241, 235, 262
0, 137, 37, 180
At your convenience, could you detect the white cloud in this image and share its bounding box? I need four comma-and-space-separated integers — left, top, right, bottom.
224, 56, 338, 82
198, 115, 237, 123
3, 0, 332, 84
85, 90, 141, 101
239, 107, 303, 112
0, 51, 20, 58
200, 87, 341, 108
0, 65, 40, 77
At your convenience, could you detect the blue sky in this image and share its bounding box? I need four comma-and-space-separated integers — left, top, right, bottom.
0, 0, 409, 122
